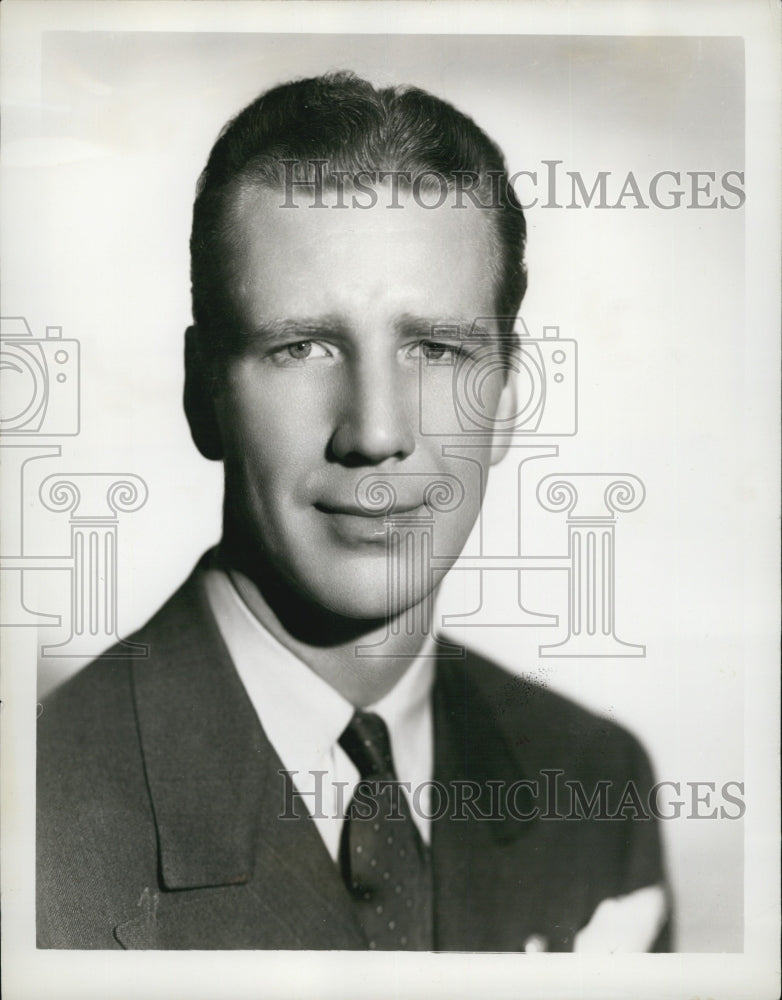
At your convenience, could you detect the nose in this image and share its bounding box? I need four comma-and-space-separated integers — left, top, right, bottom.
329, 357, 415, 466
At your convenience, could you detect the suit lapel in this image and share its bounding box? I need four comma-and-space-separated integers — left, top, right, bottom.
116, 571, 365, 949
430, 655, 556, 952
112, 573, 585, 951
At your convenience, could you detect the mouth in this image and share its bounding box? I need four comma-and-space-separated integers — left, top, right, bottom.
314, 501, 426, 542
314, 501, 424, 518
315, 503, 424, 521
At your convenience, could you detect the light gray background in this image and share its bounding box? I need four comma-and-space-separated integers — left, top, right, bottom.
5, 28, 751, 955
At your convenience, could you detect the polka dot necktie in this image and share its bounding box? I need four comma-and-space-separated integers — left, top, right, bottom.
338, 711, 433, 950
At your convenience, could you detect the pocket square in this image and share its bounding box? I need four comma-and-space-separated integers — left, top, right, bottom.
573, 884, 667, 953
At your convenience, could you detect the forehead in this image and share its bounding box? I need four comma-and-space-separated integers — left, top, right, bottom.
222, 182, 499, 326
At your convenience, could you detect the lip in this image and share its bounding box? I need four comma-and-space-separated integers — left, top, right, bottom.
315, 502, 426, 543
315, 502, 423, 517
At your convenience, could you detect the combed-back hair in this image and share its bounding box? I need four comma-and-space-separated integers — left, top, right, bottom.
190, 72, 527, 358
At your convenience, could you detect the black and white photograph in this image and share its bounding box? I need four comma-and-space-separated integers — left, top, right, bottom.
1, 2, 779, 998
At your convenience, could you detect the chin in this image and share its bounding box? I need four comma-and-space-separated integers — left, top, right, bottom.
302, 573, 433, 624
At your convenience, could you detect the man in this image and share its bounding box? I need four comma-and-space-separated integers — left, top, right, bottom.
37, 72, 670, 951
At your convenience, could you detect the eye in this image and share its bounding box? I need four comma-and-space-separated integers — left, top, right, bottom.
286, 340, 330, 360
407, 340, 462, 363
422, 341, 449, 361
268, 339, 335, 365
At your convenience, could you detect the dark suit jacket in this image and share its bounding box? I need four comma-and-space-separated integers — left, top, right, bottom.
37, 565, 669, 950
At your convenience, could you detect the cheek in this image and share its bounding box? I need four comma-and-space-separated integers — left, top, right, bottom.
422, 355, 508, 433
425, 452, 493, 550
218, 371, 330, 468
454, 362, 507, 425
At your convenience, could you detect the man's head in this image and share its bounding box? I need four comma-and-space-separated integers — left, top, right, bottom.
190, 72, 526, 360
185, 72, 528, 624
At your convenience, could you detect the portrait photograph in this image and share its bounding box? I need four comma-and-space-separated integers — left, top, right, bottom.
1, 2, 779, 999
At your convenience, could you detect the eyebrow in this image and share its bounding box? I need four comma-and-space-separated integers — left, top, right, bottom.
244, 317, 345, 342
242, 314, 493, 344
395, 315, 493, 340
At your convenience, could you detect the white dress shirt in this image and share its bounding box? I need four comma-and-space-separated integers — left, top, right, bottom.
201, 561, 435, 862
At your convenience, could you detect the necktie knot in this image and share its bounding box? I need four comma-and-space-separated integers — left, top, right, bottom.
339, 711, 396, 781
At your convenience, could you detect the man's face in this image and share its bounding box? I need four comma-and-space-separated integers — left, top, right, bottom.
202, 183, 514, 620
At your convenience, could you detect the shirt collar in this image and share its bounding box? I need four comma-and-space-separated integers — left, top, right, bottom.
200, 557, 434, 781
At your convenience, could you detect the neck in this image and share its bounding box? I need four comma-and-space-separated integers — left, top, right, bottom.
217, 540, 434, 707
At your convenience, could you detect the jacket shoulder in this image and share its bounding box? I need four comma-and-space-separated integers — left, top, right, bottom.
39, 566, 205, 731
451, 647, 655, 782
36, 570, 209, 948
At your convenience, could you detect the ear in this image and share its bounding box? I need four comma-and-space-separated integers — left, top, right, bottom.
488, 374, 517, 466
184, 325, 224, 461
